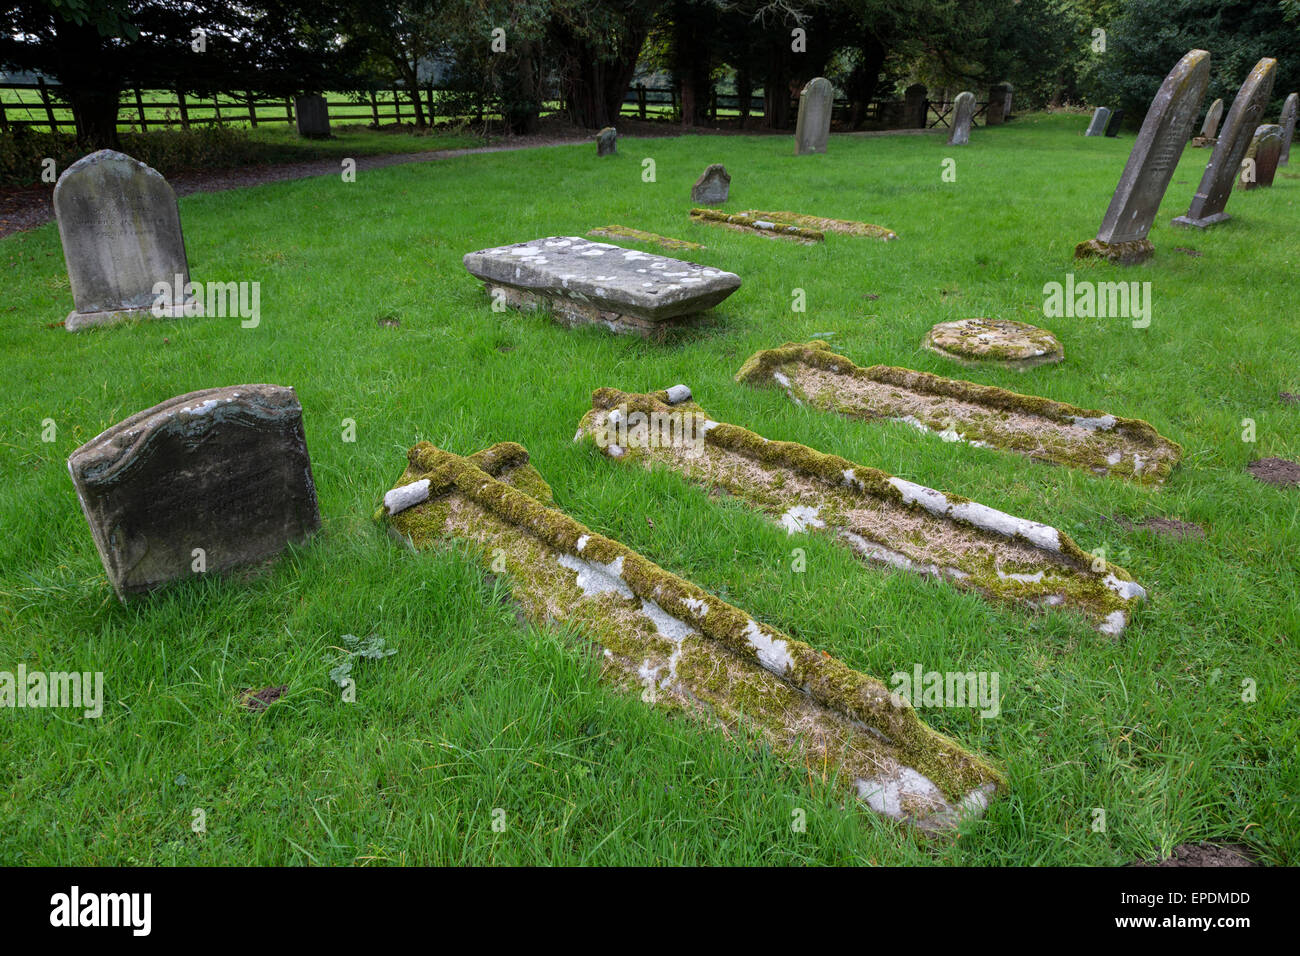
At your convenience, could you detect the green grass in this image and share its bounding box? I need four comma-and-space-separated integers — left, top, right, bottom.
1, 113, 1296, 865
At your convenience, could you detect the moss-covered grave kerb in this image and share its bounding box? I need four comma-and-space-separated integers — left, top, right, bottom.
586, 225, 705, 251
378, 440, 1003, 830
735, 341, 1182, 486
576, 387, 1147, 634
689, 208, 824, 243
924, 318, 1064, 369
739, 210, 898, 241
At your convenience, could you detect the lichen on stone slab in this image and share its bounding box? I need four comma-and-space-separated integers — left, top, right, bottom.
739, 210, 897, 241
689, 208, 823, 243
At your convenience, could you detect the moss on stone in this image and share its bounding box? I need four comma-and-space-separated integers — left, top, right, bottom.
739, 209, 898, 241
1074, 238, 1156, 265
587, 224, 705, 252
689, 208, 824, 242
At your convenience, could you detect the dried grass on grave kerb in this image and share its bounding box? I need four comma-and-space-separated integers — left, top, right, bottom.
738, 210, 898, 241
688, 208, 823, 243
586, 225, 704, 252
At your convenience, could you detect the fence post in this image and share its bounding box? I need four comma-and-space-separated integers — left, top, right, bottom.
393, 85, 401, 123
246, 93, 258, 127
369, 90, 379, 126
176, 89, 190, 129
135, 88, 147, 130
637, 83, 646, 120
0, 96, 7, 133
212, 95, 222, 124
426, 84, 435, 124
709, 87, 717, 123
285, 97, 293, 125
37, 77, 58, 132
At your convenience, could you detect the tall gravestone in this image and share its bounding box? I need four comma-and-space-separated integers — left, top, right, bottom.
54, 150, 193, 332
1279, 93, 1298, 165
794, 77, 833, 155
1239, 124, 1283, 189
1002, 84, 1014, 119
948, 92, 976, 146
1104, 109, 1125, 137
903, 83, 927, 129
1085, 107, 1111, 136
67, 385, 321, 599
1076, 50, 1211, 265
293, 94, 331, 138
1197, 98, 1224, 143
986, 86, 1006, 126
1174, 57, 1277, 229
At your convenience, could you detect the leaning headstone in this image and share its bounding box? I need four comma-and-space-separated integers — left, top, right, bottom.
986, 86, 1006, 126
1279, 93, 1298, 165
794, 77, 833, 155
691, 164, 730, 205
1085, 107, 1111, 136
1174, 57, 1277, 229
1076, 50, 1210, 265
1238, 124, 1283, 189
54, 149, 193, 332
293, 94, 331, 139
596, 126, 617, 156
67, 385, 321, 599
947, 91, 976, 145
1104, 108, 1125, 136
1195, 97, 1224, 145
903, 83, 927, 128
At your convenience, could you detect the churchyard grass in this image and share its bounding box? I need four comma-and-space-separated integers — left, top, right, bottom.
1, 113, 1295, 864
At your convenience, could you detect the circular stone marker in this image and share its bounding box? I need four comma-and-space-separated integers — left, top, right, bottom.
924, 318, 1064, 369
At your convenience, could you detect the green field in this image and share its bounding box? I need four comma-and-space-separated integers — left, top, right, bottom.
1, 113, 1296, 865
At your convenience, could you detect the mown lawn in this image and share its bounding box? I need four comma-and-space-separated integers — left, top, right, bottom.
1, 113, 1295, 865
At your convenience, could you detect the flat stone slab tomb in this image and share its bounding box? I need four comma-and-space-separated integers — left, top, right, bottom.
576, 387, 1147, 635
463, 236, 739, 337
736, 341, 1181, 486
379, 440, 1001, 830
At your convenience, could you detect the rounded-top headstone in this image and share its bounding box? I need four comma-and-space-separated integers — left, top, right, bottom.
948, 92, 977, 146
924, 318, 1064, 369
691, 164, 731, 205
1279, 92, 1298, 165
794, 78, 833, 155
596, 127, 617, 156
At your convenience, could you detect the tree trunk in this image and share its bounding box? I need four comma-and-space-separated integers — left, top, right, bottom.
68, 86, 122, 149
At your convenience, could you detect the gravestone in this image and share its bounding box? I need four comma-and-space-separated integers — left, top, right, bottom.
1279, 93, 1298, 165
1076, 50, 1210, 265
1174, 57, 1277, 229
924, 318, 1063, 368
1002, 84, 1014, 119
986, 86, 1006, 126
54, 149, 194, 332
691, 164, 731, 205
794, 77, 833, 155
67, 385, 321, 599
1085, 107, 1111, 136
903, 83, 927, 128
948, 91, 976, 145
1238, 124, 1283, 189
293, 94, 331, 138
1104, 108, 1125, 136
1198, 98, 1224, 142
596, 127, 617, 156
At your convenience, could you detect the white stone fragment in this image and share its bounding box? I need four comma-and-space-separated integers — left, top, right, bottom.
781, 505, 825, 534
557, 553, 633, 599
665, 384, 692, 405
384, 478, 431, 515
743, 620, 794, 676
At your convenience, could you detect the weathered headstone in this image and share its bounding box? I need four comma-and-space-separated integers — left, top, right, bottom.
948, 91, 976, 146
463, 236, 740, 336
691, 164, 730, 205
794, 77, 833, 155
1085, 107, 1111, 136
903, 83, 928, 128
1238, 124, 1283, 189
67, 385, 321, 599
54, 149, 193, 332
1076, 50, 1210, 265
986, 86, 1006, 126
1002, 84, 1014, 119
293, 94, 331, 139
1104, 108, 1125, 137
1198, 98, 1224, 142
596, 126, 617, 156
1279, 93, 1298, 165
1174, 57, 1277, 229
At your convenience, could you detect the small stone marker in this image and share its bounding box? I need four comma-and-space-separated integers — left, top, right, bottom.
691, 164, 730, 205
1279, 93, 1298, 164
54, 149, 193, 332
948, 92, 976, 145
1085, 107, 1111, 136
1174, 57, 1277, 229
1196, 97, 1224, 144
1104, 108, 1125, 137
596, 126, 617, 156
794, 77, 833, 155
293, 94, 331, 138
1239, 124, 1283, 189
1076, 50, 1210, 265
67, 385, 321, 599
923, 318, 1063, 369
463, 236, 740, 336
